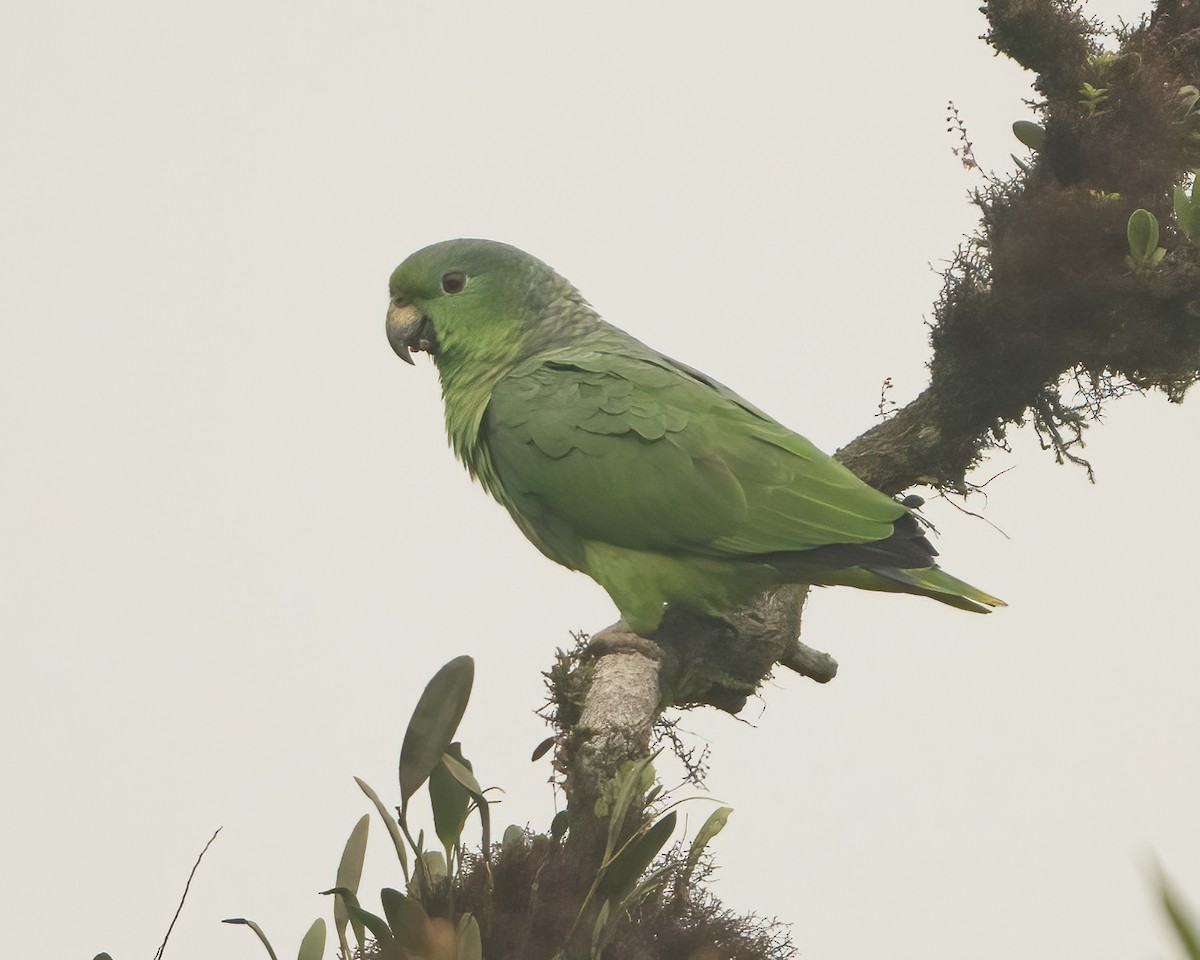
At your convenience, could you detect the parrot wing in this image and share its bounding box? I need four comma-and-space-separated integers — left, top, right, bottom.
481, 348, 909, 563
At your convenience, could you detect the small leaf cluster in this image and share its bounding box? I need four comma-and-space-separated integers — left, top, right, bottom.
221, 918, 326, 960
559, 750, 733, 959
1126, 208, 1166, 273
1011, 119, 1047, 175
1079, 81, 1110, 118
1174, 175, 1200, 243
227, 655, 486, 960
219, 656, 735, 960
1179, 86, 1200, 164
1012, 120, 1046, 152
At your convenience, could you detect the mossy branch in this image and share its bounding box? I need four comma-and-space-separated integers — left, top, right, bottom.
982, 0, 1097, 98
562, 0, 1200, 927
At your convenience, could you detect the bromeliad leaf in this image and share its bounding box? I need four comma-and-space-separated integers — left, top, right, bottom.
399, 656, 475, 812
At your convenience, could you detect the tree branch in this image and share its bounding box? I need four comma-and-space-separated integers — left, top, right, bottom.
560, 0, 1200, 905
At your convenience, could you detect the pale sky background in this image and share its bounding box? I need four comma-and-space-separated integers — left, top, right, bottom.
4, 2, 1198, 958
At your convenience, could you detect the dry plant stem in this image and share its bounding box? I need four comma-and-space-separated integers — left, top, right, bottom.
153, 827, 222, 960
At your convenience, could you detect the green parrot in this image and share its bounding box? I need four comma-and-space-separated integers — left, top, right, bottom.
387, 239, 1003, 636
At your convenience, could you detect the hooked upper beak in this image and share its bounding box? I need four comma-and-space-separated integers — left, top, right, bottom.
386, 301, 436, 364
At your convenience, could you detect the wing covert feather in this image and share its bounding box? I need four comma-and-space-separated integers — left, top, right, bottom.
482, 352, 903, 557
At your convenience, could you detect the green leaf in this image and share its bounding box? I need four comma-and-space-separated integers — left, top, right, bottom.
502, 824, 524, 848
222, 918, 281, 960
1175, 184, 1191, 236
1012, 120, 1045, 151
319, 887, 393, 947
354, 776, 409, 879
296, 919, 326, 960
631, 861, 676, 902
681, 806, 733, 889
442, 751, 492, 860
334, 815, 370, 955
598, 810, 678, 905
531, 736, 555, 762
550, 810, 569, 844
457, 913, 483, 960
591, 899, 612, 959
602, 755, 658, 859
441, 751, 483, 795
94, 954, 115, 960
380, 887, 431, 953
399, 656, 475, 811
1128, 208, 1160, 258
429, 743, 473, 853
421, 849, 448, 877
1177, 181, 1200, 242
1161, 873, 1200, 960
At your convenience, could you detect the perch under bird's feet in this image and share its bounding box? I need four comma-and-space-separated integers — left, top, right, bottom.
586, 622, 664, 661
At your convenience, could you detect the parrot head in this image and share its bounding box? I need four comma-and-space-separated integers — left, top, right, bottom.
386, 238, 590, 370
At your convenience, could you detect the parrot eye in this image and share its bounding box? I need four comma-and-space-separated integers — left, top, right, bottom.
440, 272, 468, 294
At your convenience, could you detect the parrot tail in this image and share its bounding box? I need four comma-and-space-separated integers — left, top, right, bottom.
831, 564, 1006, 613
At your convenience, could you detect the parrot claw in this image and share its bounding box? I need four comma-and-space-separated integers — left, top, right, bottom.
586, 622, 664, 660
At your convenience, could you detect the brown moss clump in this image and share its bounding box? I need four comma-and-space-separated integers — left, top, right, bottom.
381, 833, 796, 960
857, 4, 1200, 492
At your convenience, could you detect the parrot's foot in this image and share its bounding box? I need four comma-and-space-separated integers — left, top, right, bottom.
586, 621, 664, 661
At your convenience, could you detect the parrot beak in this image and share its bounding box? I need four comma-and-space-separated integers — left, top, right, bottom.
386, 301, 437, 364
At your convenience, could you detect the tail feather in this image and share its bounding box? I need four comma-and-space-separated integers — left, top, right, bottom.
831, 565, 1005, 613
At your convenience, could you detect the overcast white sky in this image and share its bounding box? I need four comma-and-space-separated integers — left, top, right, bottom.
4, 2, 1198, 958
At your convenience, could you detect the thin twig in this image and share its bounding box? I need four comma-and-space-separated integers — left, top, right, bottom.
153, 827, 222, 960
973, 465, 1017, 490
935, 491, 1013, 540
